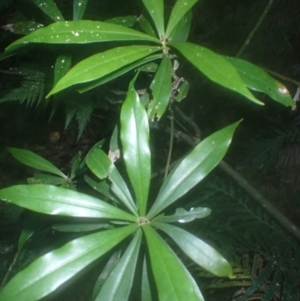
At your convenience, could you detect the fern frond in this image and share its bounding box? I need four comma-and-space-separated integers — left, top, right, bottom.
0, 67, 45, 107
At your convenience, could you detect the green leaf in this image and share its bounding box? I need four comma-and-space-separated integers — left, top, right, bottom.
106, 15, 137, 27
0, 185, 137, 221
86, 148, 137, 215
152, 207, 211, 223
147, 120, 241, 219
143, 225, 204, 301
95, 229, 142, 301
0, 225, 137, 301
153, 222, 232, 277
168, 9, 192, 42
4, 20, 160, 53
54, 54, 72, 85
7, 22, 44, 35
30, 0, 64, 22
7, 147, 66, 178
142, 255, 152, 301
148, 55, 172, 120
226, 57, 295, 108
169, 42, 263, 105
165, 0, 197, 39
27, 173, 66, 185
73, 0, 87, 21
47, 45, 161, 97
141, 0, 164, 38
121, 75, 151, 216
52, 223, 111, 232
175, 79, 189, 102
137, 14, 157, 37
78, 53, 162, 93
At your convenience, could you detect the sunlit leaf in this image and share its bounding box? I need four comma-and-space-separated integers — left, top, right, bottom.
141, 0, 164, 38
73, 0, 87, 21
166, 0, 197, 39
153, 222, 233, 277
121, 75, 151, 216
226, 57, 295, 108
0, 185, 137, 221
152, 207, 211, 223
169, 42, 263, 105
7, 147, 66, 178
54, 54, 71, 85
30, 0, 64, 22
143, 225, 204, 301
147, 120, 241, 219
86, 148, 137, 215
95, 229, 142, 301
47, 45, 161, 97
0, 225, 137, 301
148, 55, 172, 120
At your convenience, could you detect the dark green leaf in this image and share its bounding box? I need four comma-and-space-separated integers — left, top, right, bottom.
137, 14, 157, 37
73, 0, 87, 21
152, 207, 211, 223
27, 173, 66, 185
142, 255, 152, 301
226, 57, 295, 108
147, 121, 241, 218
47, 45, 161, 97
106, 15, 137, 27
0, 225, 137, 301
121, 75, 151, 216
52, 223, 111, 232
30, 0, 64, 22
6, 22, 44, 35
148, 55, 172, 120
166, 0, 197, 39
7, 147, 66, 178
143, 225, 204, 301
169, 42, 263, 105
168, 9, 192, 42
95, 229, 142, 301
0, 185, 137, 221
175, 79, 189, 102
54, 54, 71, 85
153, 222, 233, 277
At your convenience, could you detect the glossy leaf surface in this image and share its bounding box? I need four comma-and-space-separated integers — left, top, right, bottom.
147, 120, 241, 218
152, 207, 211, 223
86, 148, 137, 215
0, 185, 137, 221
7, 147, 66, 178
141, 0, 164, 38
148, 55, 172, 120
95, 229, 142, 301
226, 57, 295, 108
169, 42, 263, 105
0, 225, 137, 301
30, 0, 64, 22
73, 0, 87, 21
54, 54, 72, 85
153, 222, 232, 277
121, 75, 151, 216
166, 0, 197, 38
47, 45, 161, 97
143, 225, 204, 301
5, 20, 160, 53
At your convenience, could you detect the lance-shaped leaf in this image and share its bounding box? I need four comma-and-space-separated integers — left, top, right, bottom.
0, 225, 137, 301
137, 14, 156, 37
143, 225, 204, 301
73, 0, 88, 21
165, 0, 197, 38
4, 20, 160, 54
52, 223, 111, 232
95, 229, 142, 301
153, 222, 232, 277
141, 0, 164, 38
147, 120, 241, 219
54, 54, 71, 85
148, 55, 172, 120
7, 147, 67, 178
168, 9, 192, 42
106, 15, 137, 27
4, 22, 44, 35
0, 185, 137, 221
27, 173, 66, 185
152, 207, 211, 223
226, 57, 295, 108
78, 53, 162, 93
30, 0, 64, 22
169, 42, 263, 105
121, 75, 151, 216
47, 45, 161, 97
86, 148, 137, 215
142, 255, 152, 301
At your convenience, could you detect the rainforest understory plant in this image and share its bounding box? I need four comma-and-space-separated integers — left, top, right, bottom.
0, 0, 299, 300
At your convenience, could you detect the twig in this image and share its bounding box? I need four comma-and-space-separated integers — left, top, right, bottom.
236, 0, 274, 57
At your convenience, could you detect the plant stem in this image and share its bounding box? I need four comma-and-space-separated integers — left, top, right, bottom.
164, 105, 174, 179
236, 0, 274, 57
